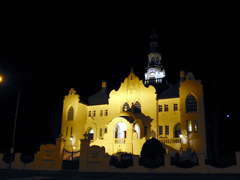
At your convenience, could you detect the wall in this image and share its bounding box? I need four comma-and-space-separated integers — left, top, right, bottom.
179, 72, 207, 156
1, 140, 240, 174
0, 138, 64, 171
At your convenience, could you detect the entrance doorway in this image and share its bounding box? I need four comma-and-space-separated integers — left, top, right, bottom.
174, 123, 181, 138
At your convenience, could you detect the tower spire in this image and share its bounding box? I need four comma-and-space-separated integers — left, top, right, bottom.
149, 30, 160, 53
144, 31, 166, 85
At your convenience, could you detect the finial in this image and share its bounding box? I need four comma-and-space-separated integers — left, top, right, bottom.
151, 30, 158, 41
131, 67, 134, 73
69, 88, 76, 95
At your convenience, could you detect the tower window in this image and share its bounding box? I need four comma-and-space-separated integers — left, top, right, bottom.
67, 106, 74, 121
93, 110, 96, 117
89, 111, 92, 117
186, 94, 198, 113
156, 56, 160, 64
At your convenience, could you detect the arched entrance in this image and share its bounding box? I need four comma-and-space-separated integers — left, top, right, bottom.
113, 123, 127, 139
88, 128, 94, 140
174, 123, 181, 138
134, 123, 141, 139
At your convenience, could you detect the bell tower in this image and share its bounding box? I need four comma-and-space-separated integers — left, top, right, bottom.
144, 31, 166, 85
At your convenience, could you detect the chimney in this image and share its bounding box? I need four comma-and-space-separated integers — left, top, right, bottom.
101, 80, 107, 89
180, 70, 185, 82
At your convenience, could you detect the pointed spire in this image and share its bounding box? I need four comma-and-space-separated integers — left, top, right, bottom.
149, 30, 160, 53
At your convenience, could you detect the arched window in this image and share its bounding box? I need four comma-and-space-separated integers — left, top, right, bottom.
67, 106, 74, 121
186, 94, 198, 113
122, 102, 130, 111
156, 56, 160, 64
134, 101, 141, 113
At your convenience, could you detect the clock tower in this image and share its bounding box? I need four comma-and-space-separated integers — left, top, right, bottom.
144, 31, 166, 85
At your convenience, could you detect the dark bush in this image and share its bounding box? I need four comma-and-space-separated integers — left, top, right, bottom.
139, 138, 166, 168
109, 152, 133, 168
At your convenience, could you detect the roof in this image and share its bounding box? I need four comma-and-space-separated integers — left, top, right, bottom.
88, 88, 109, 105
158, 83, 180, 99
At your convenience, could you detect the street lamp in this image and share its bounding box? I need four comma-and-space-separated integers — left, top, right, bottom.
0, 75, 3, 83
0, 74, 20, 170
179, 133, 183, 152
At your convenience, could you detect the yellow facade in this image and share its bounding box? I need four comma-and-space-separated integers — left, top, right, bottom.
61, 69, 207, 157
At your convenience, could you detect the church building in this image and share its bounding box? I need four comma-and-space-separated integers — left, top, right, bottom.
60, 32, 207, 158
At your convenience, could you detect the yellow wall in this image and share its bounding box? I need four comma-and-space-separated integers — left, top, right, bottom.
179, 72, 207, 157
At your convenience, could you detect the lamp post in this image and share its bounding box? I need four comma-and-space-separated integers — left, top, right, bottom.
70, 136, 73, 161
70, 136, 74, 169
179, 133, 183, 153
0, 75, 20, 170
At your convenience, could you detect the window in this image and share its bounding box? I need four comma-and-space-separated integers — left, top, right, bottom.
186, 94, 198, 113
174, 104, 178, 111
165, 126, 169, 135
159, 105, 163, 112
99, 128, 102, 138
67, 106, 74, 121
156, 56, 160, 64
89, 111, 92, 117
187, 120, 192, 132
134, 101, 141, 113
70, 127, 73, 136
194, 120, 199, 132
93, 110, 96, 117
105, 128, 107, 133
122, 102, 130, 111
159, 126, 163, 135
165, 104, 168, 112
100, 110, 103, 116
105, 110, 108, 116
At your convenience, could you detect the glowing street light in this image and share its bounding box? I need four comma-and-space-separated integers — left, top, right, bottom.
70, 136, 74, 161
0, 75, 4, 83
0, 74, 20, 170
179, 133, 183, 151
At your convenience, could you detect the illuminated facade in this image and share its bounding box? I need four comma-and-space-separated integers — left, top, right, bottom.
61, 33, 207, 158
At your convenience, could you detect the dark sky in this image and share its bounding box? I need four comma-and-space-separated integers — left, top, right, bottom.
0, 4, 239, 154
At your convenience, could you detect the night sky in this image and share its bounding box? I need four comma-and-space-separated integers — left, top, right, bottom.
0, 4, 239, 155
